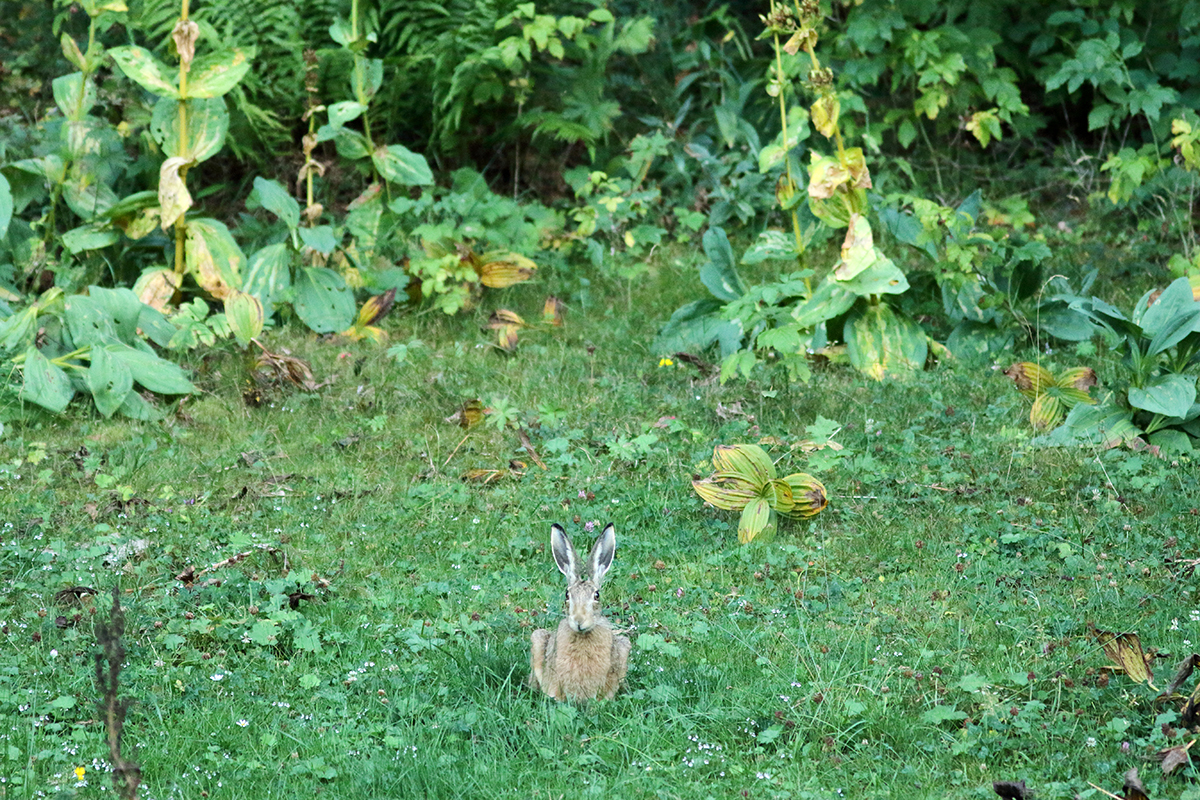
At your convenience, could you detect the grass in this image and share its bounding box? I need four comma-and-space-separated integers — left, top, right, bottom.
1, 235, 1199, 800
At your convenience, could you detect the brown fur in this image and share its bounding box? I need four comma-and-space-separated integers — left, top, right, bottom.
529, 524, 631, 701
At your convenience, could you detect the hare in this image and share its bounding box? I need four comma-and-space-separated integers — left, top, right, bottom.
529, 523, 631, 701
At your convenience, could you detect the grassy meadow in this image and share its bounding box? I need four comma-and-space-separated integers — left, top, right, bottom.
1, 240, 1198, 800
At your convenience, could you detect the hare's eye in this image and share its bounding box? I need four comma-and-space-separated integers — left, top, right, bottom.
593, 591, 600, 601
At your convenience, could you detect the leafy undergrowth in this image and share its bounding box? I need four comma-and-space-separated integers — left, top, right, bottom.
1, 252, 1198, 800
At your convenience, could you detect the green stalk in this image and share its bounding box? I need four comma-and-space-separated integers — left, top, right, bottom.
173, 0, 192, 279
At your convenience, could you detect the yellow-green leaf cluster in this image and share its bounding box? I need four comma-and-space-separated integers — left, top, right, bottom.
692, 443, 828, 543
1004, 362, 1097, 430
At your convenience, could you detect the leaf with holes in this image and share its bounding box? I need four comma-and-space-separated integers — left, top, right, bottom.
86, 344, 133, 418
293, 267, 355, 334
20, 346, 75, 413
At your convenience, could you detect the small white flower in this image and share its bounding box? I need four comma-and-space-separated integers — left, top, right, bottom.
236, 719, 248, 727
210, 673, 225, 681
1086, 737, 1097, 748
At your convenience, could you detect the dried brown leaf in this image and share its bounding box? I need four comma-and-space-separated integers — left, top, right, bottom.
1159, 741, 1194, 776
542, 296, 564, 326
1159, 653, 1199, 701
1096, 629, 1155, 686
1123, 767, 1149, 800
517, 427, 547, 471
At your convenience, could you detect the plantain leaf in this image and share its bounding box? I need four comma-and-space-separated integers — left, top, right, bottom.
184, 218, 245, 300
20, 346, 75, 413
243, 243, 292, 319
224, 290, 264, 347
86, 344, 133, 418
844, 303, 928, 380
1128, 373, 1197, 418
293, 267, 354, 334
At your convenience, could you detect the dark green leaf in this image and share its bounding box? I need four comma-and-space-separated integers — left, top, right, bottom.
698, 227, 745, 301
20, 346, 75, 413
250, 177, 300, 231
371, 144, 434, 186
293, 267, 355, 334
186, 48, 254, 99
86, 344, 132, 418
108, 46, 178, 98
103, 343, 195, 395
1128, 373, 1197, 418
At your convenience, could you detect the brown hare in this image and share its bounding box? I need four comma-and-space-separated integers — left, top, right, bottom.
529, 523, 631, 701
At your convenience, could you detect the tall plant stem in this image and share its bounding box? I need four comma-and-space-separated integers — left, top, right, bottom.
173, 0, 192, 278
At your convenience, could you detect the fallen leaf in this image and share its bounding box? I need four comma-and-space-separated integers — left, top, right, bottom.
445, 399, 485, 428
1095, 628, 1155, 686
542, 296, 564, 326
1123, 767, 1149, 800
1159, 653, 1199, 701
1159, 740, 1194, 775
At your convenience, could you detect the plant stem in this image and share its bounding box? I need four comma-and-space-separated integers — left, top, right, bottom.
173, 0, 192, 279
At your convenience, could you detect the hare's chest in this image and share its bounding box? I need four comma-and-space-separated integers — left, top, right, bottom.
554, 626, 613, 700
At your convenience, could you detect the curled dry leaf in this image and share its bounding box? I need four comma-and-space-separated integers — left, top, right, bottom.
486, 309, 526, 328
171, 19, 200, 65
1158, 739, 1195, 776
254, 345, 324, 392
1004, 362, 1054, 398
1123, 768, 1149, 800
542, 296, 564, 326
445, 399, 485, 428
1158, 653, 1199, 701
1095, 628, 1155, 687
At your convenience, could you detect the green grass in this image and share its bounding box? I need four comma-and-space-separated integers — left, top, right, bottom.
1, 243, 1198, 800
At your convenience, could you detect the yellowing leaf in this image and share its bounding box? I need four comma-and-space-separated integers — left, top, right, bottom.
779, 473, 828, 518
445, 399, 485, 428
542, 295, 564, 326
835, 213, 875, 280
811, 94, 839, 139
486, 309, 526, 328
133, 267, 180, 311
477, 252, 536, 288
692, 473, 759, 511
1096, 629, 1155, 687
356, 288, 396, 327
1029, 392, 1063, 430
711, 443, 776, 485
158, 156, 192, 230
766, 478, 794, 513
225, 289, 264, 347
738, 497, 772, 544
1004, 362, 1054, 399
1056, 367, 1097, 392
496, 324, 519, 351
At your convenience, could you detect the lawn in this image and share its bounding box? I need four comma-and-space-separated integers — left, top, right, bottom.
1, 242, 1197, 800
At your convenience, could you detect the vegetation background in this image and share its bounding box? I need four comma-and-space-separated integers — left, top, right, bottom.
2, 0, 1200, 798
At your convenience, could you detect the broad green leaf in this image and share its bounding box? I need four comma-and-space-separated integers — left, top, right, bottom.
1149, 428, 1193, 454
298, 225, 338, 255
102, 343, 194, 395
185, 48, 254, 98
1128, 373, 1197, 418
65, 295, 119, 346
136, 303, 177, 349
185, 218, 245, 300
108, 45, 178, 98
946, 321, 1013, 361
86, 344, 132, 418
52, 72, 95, 121
0, 173, 11, 240
844, 303, 928, 381
371, 144, 434, 186
651, 299, 742, 358
712, 443, 776, 484
1037, 400, 1141, 449
243, 243, 292, 318
151, 97, 229, 163
61, 33, 87, 71
332, 128, 371, 160
293, 267, 355, 334
791, 277, 856, 328
1137, 277, 1199, 334
921, 706, 967, 725
698, 227, 745, 301
62, 174, 117, 219
62, 224, 119, 254
250, 177, 300, 231
0, 306, 38, 353
327, 101, 367, 129
837, 252, 909, 296
20, 346, 75, 413
224, 290, 263, 347
83, 286, 146, 345
119, 390, 165, 421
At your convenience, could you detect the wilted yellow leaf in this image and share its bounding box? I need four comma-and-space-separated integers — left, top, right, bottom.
1097, 629, 1155, 687
1004, 362, 1055, 399
158, 156, 192, 230
542, 296, 564, 326
133, 267, 180, 311
478, 252, 537, 288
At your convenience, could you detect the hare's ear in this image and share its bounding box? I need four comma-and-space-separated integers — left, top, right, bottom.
550, 524, 578, 582
589, 523, 616, 586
